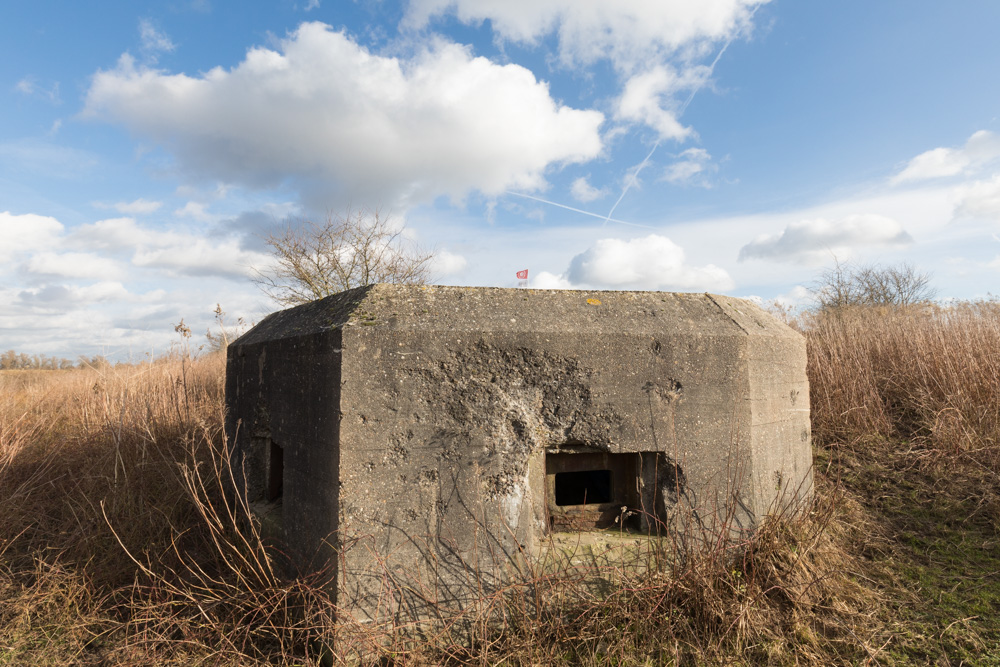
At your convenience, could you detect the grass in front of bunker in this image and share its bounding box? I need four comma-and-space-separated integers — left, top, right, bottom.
2, 301, 1000, 664
415, 482, 876, 665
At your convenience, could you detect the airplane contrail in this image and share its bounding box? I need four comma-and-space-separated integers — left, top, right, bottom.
504, 191, 656, 229
602, 4, 761, 225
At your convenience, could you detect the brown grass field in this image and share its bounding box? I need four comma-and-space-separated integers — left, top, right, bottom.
2, 303, 1000, 665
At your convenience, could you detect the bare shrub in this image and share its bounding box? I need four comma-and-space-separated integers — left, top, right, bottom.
253, 208, 434, 307
811, 260, 937, 312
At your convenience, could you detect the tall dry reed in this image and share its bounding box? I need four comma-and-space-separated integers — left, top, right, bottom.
807, 302, 1000, 467
0, 354, 232, 664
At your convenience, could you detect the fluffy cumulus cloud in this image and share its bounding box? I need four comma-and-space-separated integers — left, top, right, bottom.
407, 0, 764, 140
738, 214, 913, 264
742, 285, 810, 310
534, 234, 733, 291
0, 202, 481, 358
893, 130, 1000, 184
0, 214, 270, 284
84, 22, 604, 207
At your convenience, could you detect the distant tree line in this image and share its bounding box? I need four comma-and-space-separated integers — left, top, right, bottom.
0, 350, 110, 371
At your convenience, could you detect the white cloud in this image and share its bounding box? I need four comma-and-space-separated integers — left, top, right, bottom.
132, 237, 262, 279
531, 270, 573, 289
430, 249, 468, 277
67, 216, 266, 279
83, 22, 604, 208
25, 252, 123, 280
954, 174, 1000, 221
738, 214, 913, 264
94, 198, 164, 215
174, 201, 212, 220
304, 0, 320, 9
139, 19, 176, 60
570, 176, 607, 203
405, 0, 765, 70
663, 147, 716, 186
0, 210, 274, 360
68, 217, 150, 251
743, 285, 810, 313
0, 211, 65, 261
893, 130, 1000, 184
407, 1, 762, 140
562, 234, 733, 291
772, 285, 811, 309
17, 281, 131, 307
616, 66, 697, 141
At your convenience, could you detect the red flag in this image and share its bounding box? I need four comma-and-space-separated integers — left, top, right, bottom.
516, 269, 529, 280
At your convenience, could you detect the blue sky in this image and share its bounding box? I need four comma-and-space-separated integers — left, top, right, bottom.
3, 1, 1000, 359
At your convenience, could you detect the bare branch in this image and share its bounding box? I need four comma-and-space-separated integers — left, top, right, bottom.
252, 208, 435, 307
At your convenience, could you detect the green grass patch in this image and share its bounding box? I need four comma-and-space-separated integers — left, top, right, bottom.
823, 443, 1000, 664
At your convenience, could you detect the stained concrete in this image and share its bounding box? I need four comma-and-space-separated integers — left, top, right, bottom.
225, 284, 812, 622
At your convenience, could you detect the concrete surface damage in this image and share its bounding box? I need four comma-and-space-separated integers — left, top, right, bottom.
225, 284, 812, 622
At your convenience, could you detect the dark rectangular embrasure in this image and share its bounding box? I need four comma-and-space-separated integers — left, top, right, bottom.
268, 441, 284, 502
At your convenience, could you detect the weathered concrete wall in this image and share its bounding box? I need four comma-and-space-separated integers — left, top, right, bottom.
226, 285, 812, 623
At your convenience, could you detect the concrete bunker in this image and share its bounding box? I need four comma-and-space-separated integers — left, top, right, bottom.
226, 284, 813, 623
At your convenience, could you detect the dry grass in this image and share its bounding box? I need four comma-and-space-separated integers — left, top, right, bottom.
2, 301, 999, 664
808, 301, 1000, 457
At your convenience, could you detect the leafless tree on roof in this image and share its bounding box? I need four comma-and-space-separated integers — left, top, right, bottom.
253, 207, 435, 307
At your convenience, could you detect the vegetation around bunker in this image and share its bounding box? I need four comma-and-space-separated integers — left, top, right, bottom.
2, 298, 1000, 664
